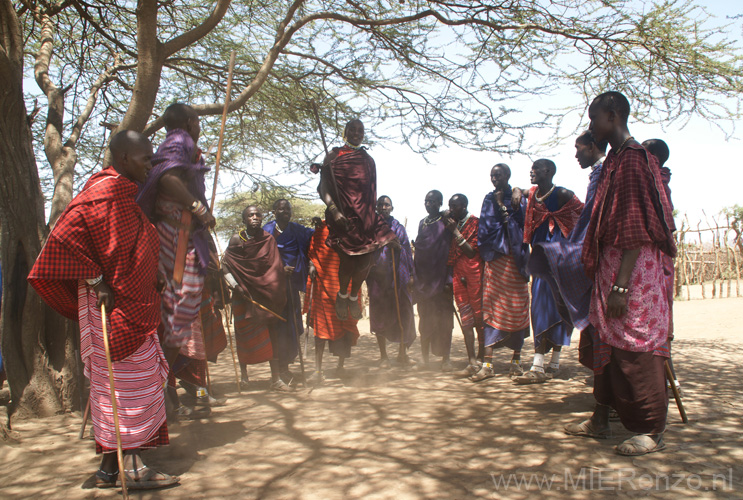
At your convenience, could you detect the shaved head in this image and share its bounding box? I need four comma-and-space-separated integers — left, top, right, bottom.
109, 130, 150, 164
163, 103, 197, 131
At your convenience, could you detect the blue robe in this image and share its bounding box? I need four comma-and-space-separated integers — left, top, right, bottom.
529, 189, 574, 350
479, 187, 531, 350
264, 220, 314, 365
527, 164, 602, 330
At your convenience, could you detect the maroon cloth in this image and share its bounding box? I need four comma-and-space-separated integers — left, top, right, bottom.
28, 167, 161, 361
323, 146, 395, 255
593, 346, 668, 434
221, 230, 287, 324
582, 142, 676, 278
523, 187, 584, 244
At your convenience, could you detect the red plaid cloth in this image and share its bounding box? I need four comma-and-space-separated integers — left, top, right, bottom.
447, 215, 479, 265
28, 167, 161, 361
582, 143, 676, 278
523, 187, 583, 243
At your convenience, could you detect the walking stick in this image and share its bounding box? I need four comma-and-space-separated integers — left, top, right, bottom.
203, 51, 240, 393
451, 297, 465, 332
210, 231, 242, 394
665, 360, 688, 423
286, 279, 306, 386
390, 249, 408, 363
78, 396, 91, 440
100, 304, 129, 499
210, 50, 237, 211
305, 277, 315, 358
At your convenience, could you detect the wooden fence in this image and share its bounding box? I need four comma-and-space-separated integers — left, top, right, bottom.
675, 213, 742, 299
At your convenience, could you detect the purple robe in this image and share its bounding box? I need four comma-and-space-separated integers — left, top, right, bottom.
414, 213, 454, 357
136, 129, 210, 273
367, 217, 416, 345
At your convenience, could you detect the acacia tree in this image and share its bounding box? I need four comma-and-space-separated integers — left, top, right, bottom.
2, 0, 742, 421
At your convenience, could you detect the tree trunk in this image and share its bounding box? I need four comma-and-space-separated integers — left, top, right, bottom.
1, 1, 79, 423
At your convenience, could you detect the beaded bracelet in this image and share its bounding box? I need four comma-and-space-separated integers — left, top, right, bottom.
85, 275, 103, 287
611, 284, 629, 294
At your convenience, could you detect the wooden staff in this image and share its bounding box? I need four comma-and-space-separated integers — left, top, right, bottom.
78, 396, 91, 440
305, 276, 315, 358
286, 278, 306, 385
100, 304, 129, 499
192, 51, 236, 396
210, 231, 242, 394
665, 360, 688, 423
311, 101, 344, 214
390, 249, 408, 362
210, 50, 237, 211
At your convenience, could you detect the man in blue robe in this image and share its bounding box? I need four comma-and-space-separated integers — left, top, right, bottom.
264, 199, 314, 382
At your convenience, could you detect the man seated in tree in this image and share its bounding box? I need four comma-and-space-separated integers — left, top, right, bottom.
264, 199, 314, 383
514, 159, 583, 384
221, 205, 291, 392
444, 194, 485, 377
304, 219, 361, 385
565, 91, 676, 456
471, 164, 531, 382
316, 119, 398, 321
28, 131, 178, 489
136, 102, 216, 369
367, 196, 416, 367
413, 190, 454, 371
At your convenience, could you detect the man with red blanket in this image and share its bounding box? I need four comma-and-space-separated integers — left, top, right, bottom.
565, 92, 676, 456
444, 194, 485, 378
316, 119, 397, 321
514, 159, 583, 384
28, 131, 178, 489
222, 205, 291, 392
304, 219, 361, 385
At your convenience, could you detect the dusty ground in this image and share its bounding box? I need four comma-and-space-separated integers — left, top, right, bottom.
1, 289, 742, 499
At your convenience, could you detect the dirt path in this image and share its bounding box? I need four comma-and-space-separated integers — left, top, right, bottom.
2, 297, 742, 499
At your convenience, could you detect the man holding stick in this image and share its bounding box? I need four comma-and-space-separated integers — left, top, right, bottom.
566, 91, 676, 456
367, 195, 416, 367
28, 131, 178, 489
264, 199, 314, 383
222, 205, 291, 392
304, 219, 362, 385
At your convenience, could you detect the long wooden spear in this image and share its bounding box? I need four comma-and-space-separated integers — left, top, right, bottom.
101, 304, 129, 499
391, 249, 408, 364
203, 51, 239, 393
210, 50, 237, 211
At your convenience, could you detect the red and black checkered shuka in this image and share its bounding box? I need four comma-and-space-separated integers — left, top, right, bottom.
581, 143, 676, 279
28, 167, 161, 361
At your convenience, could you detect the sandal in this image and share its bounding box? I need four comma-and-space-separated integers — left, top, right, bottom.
95, 469, 118, 489
270, 379, 294, 392
513, 369, 548, 385
457, 364, 480, 378
508, 361, 524, 377
616, 434, 666, 456
116, 465, 179, 490
564, 419, 612, 439
470, 365, 495, 382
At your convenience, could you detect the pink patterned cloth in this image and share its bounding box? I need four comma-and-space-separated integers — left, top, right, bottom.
589, 245, 670, 352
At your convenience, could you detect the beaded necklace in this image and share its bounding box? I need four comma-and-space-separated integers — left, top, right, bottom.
239, 229, 254, 241
344, 140, 362, 150
422, 214, 442, 227
457, 213, 470, 231
535, 184, 555, 203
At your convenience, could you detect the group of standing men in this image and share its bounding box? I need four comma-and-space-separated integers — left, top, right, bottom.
25, 89, 677, 491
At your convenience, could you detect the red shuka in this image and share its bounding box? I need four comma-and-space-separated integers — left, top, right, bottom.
28, 167, 161, 361
582, 143, 676, 278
